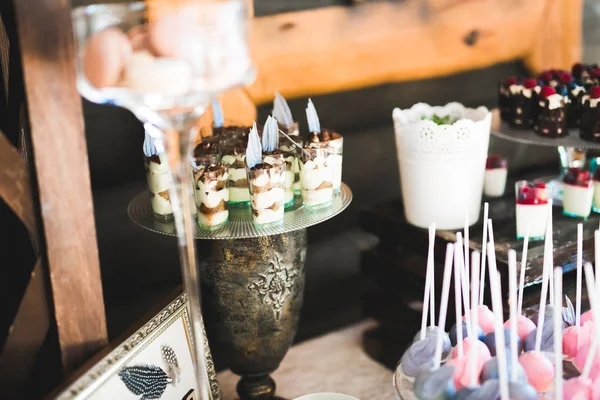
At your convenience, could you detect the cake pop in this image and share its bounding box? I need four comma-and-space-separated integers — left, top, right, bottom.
581, 309, 594, 325
507, 381, 538, 400
486, 237, 509, 400
505, 316, 535, 343
563, 377, 592, 400
453, 386, 478, 400
482, 329, 522, 357
480, 356, 527, 383
413, 365, 456, 400
523, 319, 555, 353
412, 326, 451, 358
452, 336, 491, 360
518, 213, 555, 393
472, 305, 495, 335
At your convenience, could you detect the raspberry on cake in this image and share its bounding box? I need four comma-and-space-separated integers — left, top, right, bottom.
580, 86, 600, 142
534, 86, 568, 137
484, 156, 508, 198
563, 168, 593, 219
515, 180, 550, 241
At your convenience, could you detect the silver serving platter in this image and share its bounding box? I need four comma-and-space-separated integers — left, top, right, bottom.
492, 120, 600, 149
128, 183, 352, 239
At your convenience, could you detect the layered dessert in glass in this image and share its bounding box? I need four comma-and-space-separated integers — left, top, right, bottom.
221, 142, 251, 205
247, 160, 286, 225
299, 147, 334, 208
534, 86, 568, 137
515, 180, 550, 240
306, 130, 343, 191
562, 167, 593, 219
193, 163, 229, 229
580, 86, 600, 142
263, 151, 294, 207
484, 156, 507, 197
144, 132, 173, 220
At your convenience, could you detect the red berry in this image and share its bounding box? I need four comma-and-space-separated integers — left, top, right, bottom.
486, 155, 507, 169
590, 86, 600, 99
523, 79, 538, 89
538, 71, 554, 82
534, 182, 546, 188
559, 72, 573, 84
540, 86, 557, 98
505, 76, 518, 86
591, 68, 600, 79
573, 63, 584, 74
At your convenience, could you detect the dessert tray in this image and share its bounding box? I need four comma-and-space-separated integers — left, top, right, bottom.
128, 183, 352, 240
492, 119, 600, 149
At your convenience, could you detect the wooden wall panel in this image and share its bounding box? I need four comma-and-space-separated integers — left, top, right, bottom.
12, 0, 107, 373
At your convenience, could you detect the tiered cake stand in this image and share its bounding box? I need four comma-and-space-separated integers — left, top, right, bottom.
128, 184, 352, 399
492, 111, 600, 205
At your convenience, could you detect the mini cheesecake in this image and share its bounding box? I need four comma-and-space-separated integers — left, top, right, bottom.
299, 147, 334, 207
484, 156, 508, 197
306, 129, 343, 191
145, 153, 173, 220
193, 164, 229, 228
498, 76, 518, 122
593, 168, 600, 213
509, 78, 539, 128
579, 86, 600, 142
515, 181, 550, 240
246, 161, 286, 225
563, 168, 593, 219
534, 86, 568, 137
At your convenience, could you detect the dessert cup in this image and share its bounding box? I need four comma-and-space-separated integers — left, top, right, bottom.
562, 168, 593, 219
263, 151, 295, 207
579, 87, 600, 142
222, 143, 251, 205
515, 180, 550, 240
145, 153, 173, 220
299, 147, 334, 208
305, 130, 343, 191
279, 123, 302, 194
193, 163, 229, 229
534, 87, 568, 138
484, 156, 508, 197
246, 160, 286, 225
393, 103, 491, 229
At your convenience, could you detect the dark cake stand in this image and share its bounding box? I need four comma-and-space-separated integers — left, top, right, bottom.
128, 185, 352, 399
492, 111, 600, 205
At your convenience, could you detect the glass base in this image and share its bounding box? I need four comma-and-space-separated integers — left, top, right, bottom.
303, 201, 333, 209
198, 219, 228, 231
229, 200, 250, 207
284, 199, 295, 209
516, 234, 546, 241
593, 207, 600, 213
154, 212, 174, 221
253, 218, 284, 226
562, 210, 590, 220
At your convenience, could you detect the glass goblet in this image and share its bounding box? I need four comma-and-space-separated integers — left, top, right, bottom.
72, 2, 255, 398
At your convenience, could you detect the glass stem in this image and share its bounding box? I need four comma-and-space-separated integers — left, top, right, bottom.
165, 125, 211, 400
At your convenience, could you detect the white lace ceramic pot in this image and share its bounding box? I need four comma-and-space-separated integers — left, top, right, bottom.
393, 103, 492, 230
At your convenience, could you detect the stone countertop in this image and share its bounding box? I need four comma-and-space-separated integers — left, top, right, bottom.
217, 320, 395, 400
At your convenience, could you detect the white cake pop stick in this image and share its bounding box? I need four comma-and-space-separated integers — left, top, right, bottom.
535, 231, 551, 354
547, 201, 554, 305
479, 203, 489, 306
456, 233, 472, 337
582, 337, 599, 380
420, 224, 435, 341
595, 231, 600, 302
517, 225, 530, 316
464, 214, 470, 294
470, 250, 481, 387
435, 243, 455, 368
429, 224, 436, 328
487, 219, 496, 294
553, 267, 563, 400
576, 223, 583, 327
454, 237, 465, 358
508, 249, 519, 382
583, 262, 600, 381
488, 251, 509, 400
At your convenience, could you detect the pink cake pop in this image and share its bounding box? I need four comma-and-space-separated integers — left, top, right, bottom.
565, 321, 594, 361
518, 211, 555, 393
504, 316, 535, 342
564, 224, 585, 360
592, 375, 600, 399
563, 377, 592, 399
552, 268, 563, 400
504, 235, 535, 342
581, 309, 594, 325
451, 337, 492, 361
474, 216, 497, 335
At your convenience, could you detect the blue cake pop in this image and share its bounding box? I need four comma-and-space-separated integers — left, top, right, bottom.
412, 326, 452, 360
481, 328, 523, 356
454, 386, 479, 400
449, 321, 485, 346
508, 381, 538, 400
400, 334, 438, 378
523, 318, 557, 353
413, 365, 456, 400
480, 356, 527, 383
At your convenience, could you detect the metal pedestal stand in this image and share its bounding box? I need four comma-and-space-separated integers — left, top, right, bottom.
128, 184, 352, 399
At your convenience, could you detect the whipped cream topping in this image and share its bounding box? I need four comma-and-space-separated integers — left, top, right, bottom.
522, 88, 533, 98
509, 84, 524, 95
545, 93, 564, 110
572, 85, 585, 97
583, 95, 600, 107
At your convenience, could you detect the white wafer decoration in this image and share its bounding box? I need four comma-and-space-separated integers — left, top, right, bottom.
470, 250, 480, 387
420, 223, 435, 341
508, 249, 519, 382
479, 203, 489, 306
553, 267, 563, 400
517, 225, 530, 316
488, 245, 509, 400
456, 233, 472, 338
576, 223, 583, 327
454, 236, 465, 357
435, 243, 455, 368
